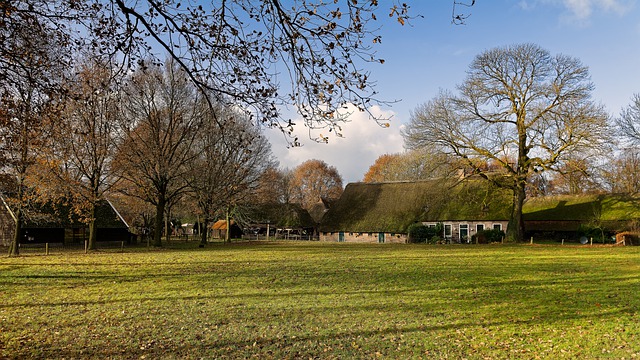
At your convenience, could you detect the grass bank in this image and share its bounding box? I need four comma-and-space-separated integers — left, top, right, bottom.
1, 242, 639, 358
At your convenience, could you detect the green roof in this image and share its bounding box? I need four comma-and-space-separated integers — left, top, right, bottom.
319, 180, 512, 233
523, 194, 640, 222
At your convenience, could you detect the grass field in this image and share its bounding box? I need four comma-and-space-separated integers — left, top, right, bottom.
1, 242, 639, 359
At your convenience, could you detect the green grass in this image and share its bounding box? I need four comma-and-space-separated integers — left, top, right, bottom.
1, 242, 639, 359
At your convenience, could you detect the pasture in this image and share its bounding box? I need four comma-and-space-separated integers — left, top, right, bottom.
1, 242, 639, 358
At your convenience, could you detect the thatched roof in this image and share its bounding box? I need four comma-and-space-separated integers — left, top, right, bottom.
523, 193, 640, 232
0, 196, 129, 229
308, 198, 332, 224
319, 179, 512, 233
523, 194, 640, 221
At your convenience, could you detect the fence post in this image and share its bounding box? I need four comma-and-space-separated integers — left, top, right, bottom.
530, 236, 533, 245
562, 239, 564, 245
590, 237, 593, 246
46, 243, 49, 255
84, 240, 88, 254
121, 241, 124, 253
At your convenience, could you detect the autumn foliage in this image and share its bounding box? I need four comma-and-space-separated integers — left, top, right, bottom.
289, 160, 343, 211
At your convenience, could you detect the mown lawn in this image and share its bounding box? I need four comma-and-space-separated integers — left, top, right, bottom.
1, 242, 639, 359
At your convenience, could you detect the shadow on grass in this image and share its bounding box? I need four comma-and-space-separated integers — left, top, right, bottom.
24, 306, 635, 359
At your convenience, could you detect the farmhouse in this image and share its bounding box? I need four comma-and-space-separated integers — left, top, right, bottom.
0, 195, 130, 246
319, 179, 512, 243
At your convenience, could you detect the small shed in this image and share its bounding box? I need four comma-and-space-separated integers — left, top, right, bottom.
211, 220, 244, 239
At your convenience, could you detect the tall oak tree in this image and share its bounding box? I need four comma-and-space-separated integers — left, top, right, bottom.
403, 43, 609, 242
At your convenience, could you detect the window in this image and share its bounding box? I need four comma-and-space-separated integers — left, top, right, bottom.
476, 224, 484, 232
493, 224, 502, 231
444, 224, 452, 239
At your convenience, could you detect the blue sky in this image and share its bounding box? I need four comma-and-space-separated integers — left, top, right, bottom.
266, 0, 640, 183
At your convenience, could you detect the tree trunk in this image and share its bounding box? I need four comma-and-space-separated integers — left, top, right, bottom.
165, 205, 171, 244
88, 202, 97, 250
9, 208, 22, 256
225, 207, 230, 243
153, 197, 165, 247
200, 218, 209, 245
506, 180, 526, 242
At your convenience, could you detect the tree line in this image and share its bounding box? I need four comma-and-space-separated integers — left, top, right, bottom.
1, 58, 350, 255
0, 0, 417, 256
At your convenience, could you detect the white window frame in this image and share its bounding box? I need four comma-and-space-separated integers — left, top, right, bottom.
444, 224, 452, 239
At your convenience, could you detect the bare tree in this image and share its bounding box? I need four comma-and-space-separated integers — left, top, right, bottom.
618, 94, 640, 143
115, 61, 202, 247
403, 43, 610, 242
252, 167, 293, 206
547, 156, 604, 195
0, 9, 67, 256
187, 103, 275, 244
602, 148, 640, 194
33, 61, 123, 250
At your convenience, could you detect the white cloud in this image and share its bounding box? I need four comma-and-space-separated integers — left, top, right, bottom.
521, 0, 635, 23
266, 104, 404, 184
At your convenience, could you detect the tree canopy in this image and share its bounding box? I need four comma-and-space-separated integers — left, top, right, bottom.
1, 0, 418, 142
290, 159, 343, 211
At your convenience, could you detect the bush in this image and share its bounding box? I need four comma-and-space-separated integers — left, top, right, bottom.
430, 235, 443, 245
407, 223, 443, 244
577, 224, 616, 244
472, 229, 505, 244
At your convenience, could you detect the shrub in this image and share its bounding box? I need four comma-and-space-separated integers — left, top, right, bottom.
407, 223, 443, 244
577, 224, 607, 243
472, 229, 505, 244
430, 235, 443, 245
407, 224, 428, 243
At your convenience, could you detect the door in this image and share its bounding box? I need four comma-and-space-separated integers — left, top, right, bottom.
444, 224, 452, 243
378, 232, 385, 243
338, 232, 345, 242
459, 224, 469, 243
